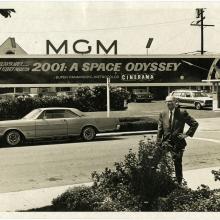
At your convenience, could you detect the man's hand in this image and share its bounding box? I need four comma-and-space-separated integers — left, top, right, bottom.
178, 133, 188, 139
156, 138, 162, 145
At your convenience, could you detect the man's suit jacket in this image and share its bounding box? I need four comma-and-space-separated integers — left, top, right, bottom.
157, 107, 199, 149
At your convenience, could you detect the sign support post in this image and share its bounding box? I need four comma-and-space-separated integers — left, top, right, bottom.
107, 77, 110, 118
146, 38, 153, 55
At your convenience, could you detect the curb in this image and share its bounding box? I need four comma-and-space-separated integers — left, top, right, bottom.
97, 130, 157, 137
0, 182, 93, 212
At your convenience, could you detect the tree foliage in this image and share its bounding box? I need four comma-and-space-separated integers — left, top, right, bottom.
0, 9, 15, 18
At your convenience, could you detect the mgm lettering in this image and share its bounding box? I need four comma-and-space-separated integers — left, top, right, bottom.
46, 40, 118, 55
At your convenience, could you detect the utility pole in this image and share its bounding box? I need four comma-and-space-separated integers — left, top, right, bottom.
191, 8, 214, 55
106, 77, 110, 118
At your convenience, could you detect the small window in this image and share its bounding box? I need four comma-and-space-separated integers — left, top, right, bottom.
64, 110, 79, 118
185, 92, 191, 97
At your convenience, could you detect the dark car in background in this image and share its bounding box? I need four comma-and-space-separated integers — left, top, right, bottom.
57, 91, 77, 98
40, 91, 57, 97
130, 89, 153, 102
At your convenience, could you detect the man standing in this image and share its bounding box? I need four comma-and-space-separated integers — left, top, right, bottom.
157, 96, 199, 184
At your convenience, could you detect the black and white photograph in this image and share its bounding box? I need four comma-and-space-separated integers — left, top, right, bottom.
0, 0, 220, 218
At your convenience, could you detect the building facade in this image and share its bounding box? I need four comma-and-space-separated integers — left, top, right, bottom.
0, 38, 219, 108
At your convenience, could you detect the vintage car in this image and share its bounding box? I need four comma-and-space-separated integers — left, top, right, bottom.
170, 89, 213, 110
130, 89, 153, 102
0, 107, 121, 146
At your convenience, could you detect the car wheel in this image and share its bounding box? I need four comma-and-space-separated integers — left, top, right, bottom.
4, 130, 23, 146
81, 126, 96, 141
195, 102, 202, 110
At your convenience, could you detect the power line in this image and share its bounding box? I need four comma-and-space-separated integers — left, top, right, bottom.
0, 18, 192, 34
151, 28, 192, 53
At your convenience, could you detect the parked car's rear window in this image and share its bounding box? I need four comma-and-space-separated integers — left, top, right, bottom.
192, 92, 208, 97
38, 109, 79, 119
172, 92, 181, 96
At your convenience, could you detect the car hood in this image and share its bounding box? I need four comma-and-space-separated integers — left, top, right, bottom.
0, 119, 31, 126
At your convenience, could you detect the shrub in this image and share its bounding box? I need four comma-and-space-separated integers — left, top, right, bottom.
74, 87, 96, 112
158, 185, 220, 211
52, 186, 103, 211
52, 138, 179, 211
93, 86, 130, 111
110, 87, 130, 110
93, 86, 107, 111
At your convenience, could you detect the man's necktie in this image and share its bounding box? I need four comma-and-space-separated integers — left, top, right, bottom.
169, 111, 173, 129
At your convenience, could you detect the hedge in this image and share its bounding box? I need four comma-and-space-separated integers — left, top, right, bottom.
119, 117, 157, 131
0, 86, 130, 120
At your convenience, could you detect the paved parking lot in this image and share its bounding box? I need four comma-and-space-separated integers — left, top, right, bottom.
95, 101, 220, 119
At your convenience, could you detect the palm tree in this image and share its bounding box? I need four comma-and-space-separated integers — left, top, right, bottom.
0, 9, 15, 18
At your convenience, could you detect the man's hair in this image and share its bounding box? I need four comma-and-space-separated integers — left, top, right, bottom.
165, 96, 177, 102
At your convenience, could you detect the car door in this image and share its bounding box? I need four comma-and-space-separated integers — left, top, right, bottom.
35, 110, 68, 138
179, 92, 187, 105
63, 110, 84, 136
184, 92, 193, 107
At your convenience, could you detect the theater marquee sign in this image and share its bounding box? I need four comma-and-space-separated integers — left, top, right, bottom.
0, 56, 218, 84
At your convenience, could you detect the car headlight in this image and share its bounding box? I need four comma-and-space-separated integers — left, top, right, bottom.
116, 124, 120, 130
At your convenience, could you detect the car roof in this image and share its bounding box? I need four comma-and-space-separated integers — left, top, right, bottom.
172, 90, 202, 92
38, 107, 78, 111
0, 92, 23, 95
37, 107, 84, 116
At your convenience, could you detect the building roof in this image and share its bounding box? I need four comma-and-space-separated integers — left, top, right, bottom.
0, 37, 27, 55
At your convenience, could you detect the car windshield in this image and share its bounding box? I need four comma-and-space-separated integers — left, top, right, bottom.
22, 109, 42, 119
134, 90, 149, 93
192, 92, 208, 97
72, 108, 84, 116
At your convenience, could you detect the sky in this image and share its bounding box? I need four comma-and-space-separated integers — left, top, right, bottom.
1, 1, 220, 55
